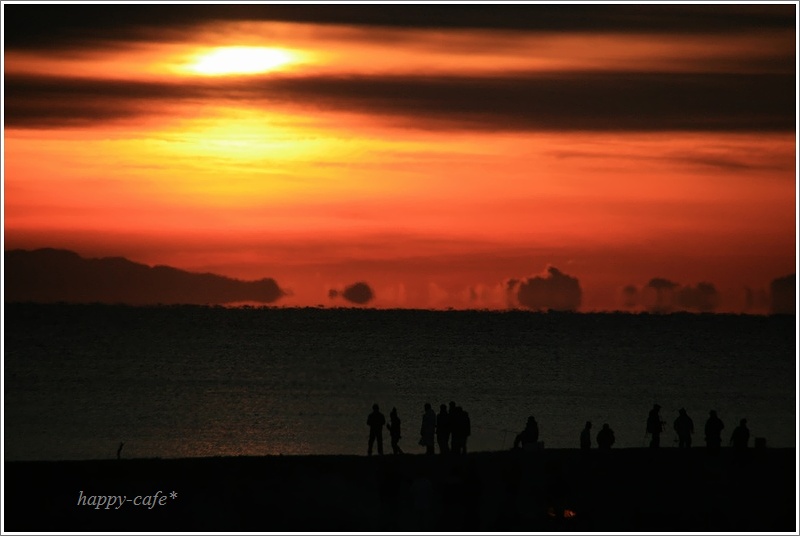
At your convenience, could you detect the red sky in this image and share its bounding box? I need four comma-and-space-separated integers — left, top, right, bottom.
3, 4, 797, 311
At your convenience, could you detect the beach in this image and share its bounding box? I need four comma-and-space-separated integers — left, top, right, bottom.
4, 447, 796, 532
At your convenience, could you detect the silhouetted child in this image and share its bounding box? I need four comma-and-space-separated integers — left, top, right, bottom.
420, 403, 436, 455
596, 423, 615, 449
674, 408, 694, 448
580, 421, 592, 450
367, 403, 386, 456
730, 418, 750, 449
704, 410, 724, 450
646, 404, 663, 448
513, 415, 539, 451
437, 404, 450, 455
387, 407, 403, 454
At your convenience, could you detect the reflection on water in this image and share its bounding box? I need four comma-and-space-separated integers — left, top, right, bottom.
4, 304, 796, 460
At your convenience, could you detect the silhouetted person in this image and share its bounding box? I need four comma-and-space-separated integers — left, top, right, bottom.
704, 410, 724, 450
513, 415, 539, 451
116, 442, 124, 460
450, 406, 471, 455
461, 407, 471, 454
387, 407, 403, 454
580, 421, 592, 450
646, 404, 663, 448
420, 403, 436, 455
367, 403, 386, 456
674, 408, 694, 448
730, 418, 749, 449
448, 401, 457, 452
596, 423, 615, 449
437, 404, 450, 455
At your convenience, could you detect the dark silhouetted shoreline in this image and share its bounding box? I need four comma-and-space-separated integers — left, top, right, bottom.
4, 448, 796, 531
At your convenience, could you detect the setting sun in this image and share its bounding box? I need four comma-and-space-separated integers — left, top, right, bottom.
189, 46, 295, 75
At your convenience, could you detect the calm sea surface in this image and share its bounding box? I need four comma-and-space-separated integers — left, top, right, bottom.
4, 304, 796, 460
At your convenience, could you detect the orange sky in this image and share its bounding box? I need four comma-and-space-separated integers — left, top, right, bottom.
3, 5, 797, 311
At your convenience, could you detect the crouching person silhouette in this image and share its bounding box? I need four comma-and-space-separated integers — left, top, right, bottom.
730, 418, 749, 449
596, 423, 615, 449
513, 416, 539, 451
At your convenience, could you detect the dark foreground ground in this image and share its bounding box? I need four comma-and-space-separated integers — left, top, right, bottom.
5, 448, 797, 532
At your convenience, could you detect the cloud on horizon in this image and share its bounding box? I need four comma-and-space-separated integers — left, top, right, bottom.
675, 282, 719, 313
769, 274, 795, 314
329, 281, 374, 305
629, 278, 721, 313
621, 285, 638, 308
644, 277, 680, 311
506, 266, 582, 312
4, 248, 285, 305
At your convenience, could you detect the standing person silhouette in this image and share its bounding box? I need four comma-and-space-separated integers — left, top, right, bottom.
704, 410, 724, 450
674, 408, 694, 448
450, 406, 471, 455
460, 406, 471, 454
436, 404, 450, 455
387, 407, 403, 454
730, 418, 750, 449
580, 421, 592, 450
596, 423, 615, 449
447, 401, 457, 452
367, 404, 386, 456
420, 403, 436, 455
646, 404, 663, 448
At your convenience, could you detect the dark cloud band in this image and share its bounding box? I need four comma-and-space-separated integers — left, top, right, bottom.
6, 71, 794, 132
4, 5, 794, 50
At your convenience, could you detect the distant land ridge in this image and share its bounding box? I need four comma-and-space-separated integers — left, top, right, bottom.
3, 248, 284, 305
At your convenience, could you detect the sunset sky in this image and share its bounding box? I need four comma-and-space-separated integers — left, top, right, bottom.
3, 4, 797, 311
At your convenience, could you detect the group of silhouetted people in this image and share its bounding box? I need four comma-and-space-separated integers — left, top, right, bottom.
368, 404, 404, 456
644, 404, 750, 450
367, 402, 471, 456
578, 421, 616, 450
369, 402, 754, 456
515, 405, 752, 452
422, 401, 471, 456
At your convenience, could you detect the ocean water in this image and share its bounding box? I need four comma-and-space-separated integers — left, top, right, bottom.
4, 304, 796, 461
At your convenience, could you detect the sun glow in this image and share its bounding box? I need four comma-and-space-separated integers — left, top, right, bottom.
189, 47, 295, 75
